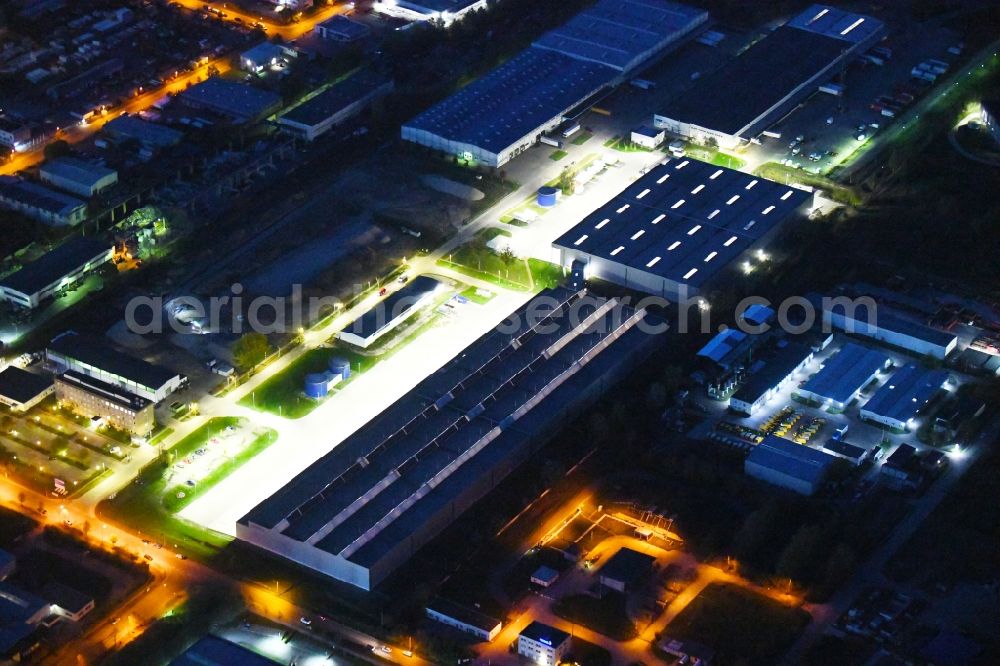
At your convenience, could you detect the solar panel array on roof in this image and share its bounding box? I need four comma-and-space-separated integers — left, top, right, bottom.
554, 159, 811, 289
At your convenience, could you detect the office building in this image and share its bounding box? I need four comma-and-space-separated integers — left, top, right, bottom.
518, 621, 571, 666
55, 371, 155, 437
655, 5, 885, 148
0, 237, 112, 310
238, 289, 663, 590
553, 159, 812, 299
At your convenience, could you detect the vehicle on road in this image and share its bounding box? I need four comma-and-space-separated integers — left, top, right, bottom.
300, 617, 312, 626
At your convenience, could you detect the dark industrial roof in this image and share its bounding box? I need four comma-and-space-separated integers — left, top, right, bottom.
659, 26, 849, 136
405, 0, 705, 155
341, 275, 441, 343
40, 581, 91, 614
599, 547, 656, 586
534, 0, 707, 71
47, 333, 179, 390
747, 435, 836, 485
0, 367, 52, 405
0, 236, 110, 296
56, 371, 151, 411
179, 77, 281, 120
104, 115, 183, 147
280, 70, 391, 127
40, 157, 116, 188
554, 159, 811, 288
824, 304, 958, 348
786, 4, 884, 44
242, 289, 658, 572
801, 343, 889, 405
0, 178, 86, 217
169, 635, 279, 666
822, 439, 867, 461
405, 49, 613, 154
426, 598, 501, 633
862, 363, 948, 424
316, 15, 370, 40
732, 342, 812, 406
520, 621, 571, 647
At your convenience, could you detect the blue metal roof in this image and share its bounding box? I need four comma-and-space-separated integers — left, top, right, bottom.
697, 328, 748, 363
787, 4, 885, 44
747, 435, 836, 485
405, 49, 613, 154
801, 343, 889, 405
862, 364, 948, 424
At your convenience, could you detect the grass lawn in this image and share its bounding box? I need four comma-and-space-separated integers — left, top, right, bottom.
572, 131, 594, 145
460, 286, 495, 304
755, 162, 861, 206
662, 583, 809, 665
605, 137, 652, 153
238, 347, 373, 419
438, 249, 564, 292
550, 150, 569, 161
97, 417, 274, 559
163, 427, 278, 513
552, 591, 637, 641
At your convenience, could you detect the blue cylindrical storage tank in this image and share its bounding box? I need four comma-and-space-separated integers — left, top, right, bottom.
304, 373, 330, 399
537, 186, 559, 208
330, 357, 351, 381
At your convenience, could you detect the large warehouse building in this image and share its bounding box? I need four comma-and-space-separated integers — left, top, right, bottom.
797, 342, 890, 411
552, 159, 812, 299
402, 0, 708, 167
821, 301, 958, 360
654, 5, 885, 148
0, 237, 112, 310
860, 364, 949, 432
745, 434, 837, 496
237, 288, 663, 590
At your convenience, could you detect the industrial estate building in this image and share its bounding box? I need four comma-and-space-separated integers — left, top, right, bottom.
860, 364, 949, 432
553, 159, 812, 298
425, 599, 502, 642
278, 70, 393, 141
238, 288, 663, 590
104, 115, 183, 150
0, 367, 53, 412
240, 42, 295, 74
797, 343, 891, 411
337, 275, 442, 349
598, 547, 656, 593
39, 158, 118, 198
402, 0, 708, 166
46, 333, 185, 404
745, 434, 837, 495
518, 621, 572, 666
654, 5, 885, 148
314, 15, 371, 42
821, 301, 958, 360
179, 78, 282, 122
54, 371, 155, 437
0, 178, 88, 226
374, 0, 490, 26
0, 237, 112, 310
730, 341, 813, 416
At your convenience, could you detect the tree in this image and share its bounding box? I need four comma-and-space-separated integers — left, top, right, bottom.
232, 332, 271, 370
43, 139, 71, 160
776, 524, 823, 582
557, 167, 575, 195
498, 247, 517, 277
